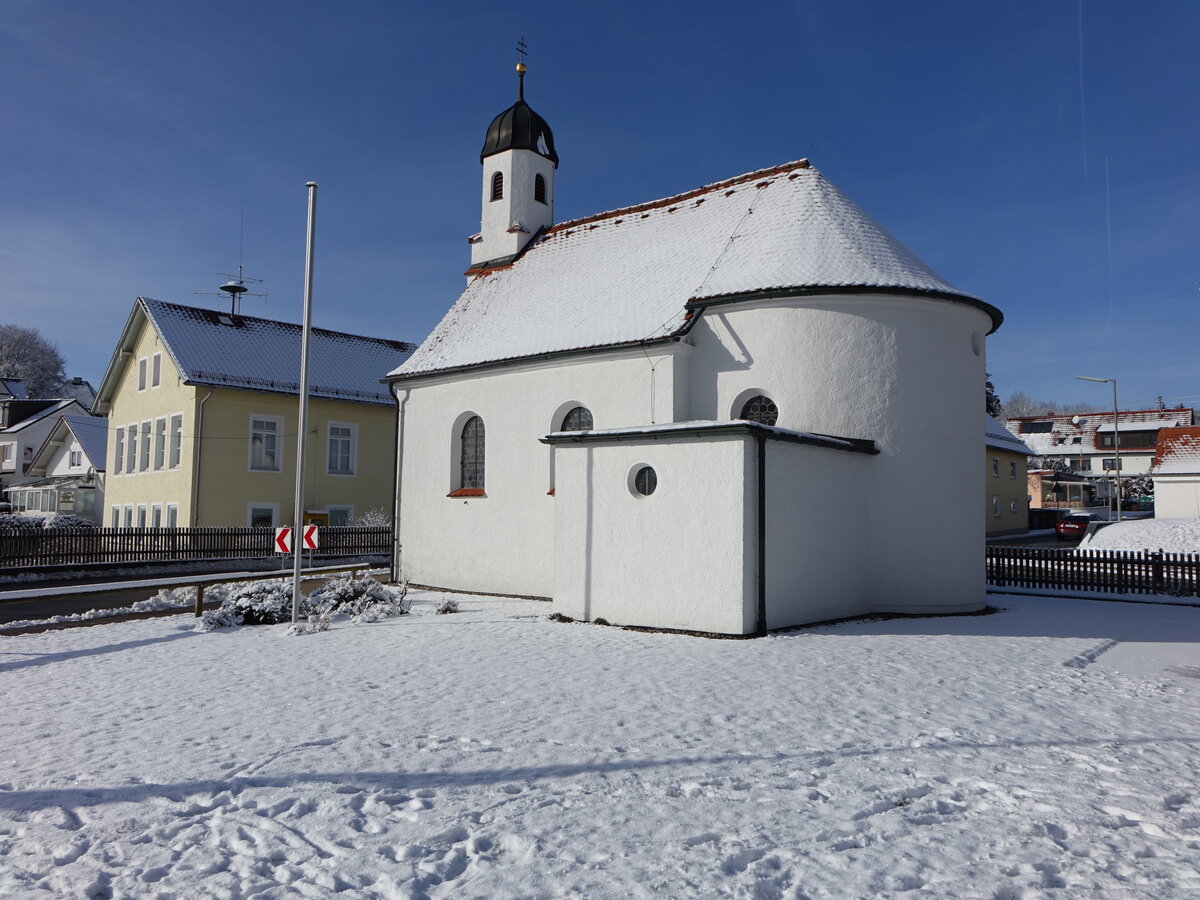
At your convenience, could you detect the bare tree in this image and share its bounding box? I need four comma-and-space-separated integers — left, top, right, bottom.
0, 324, 67, 397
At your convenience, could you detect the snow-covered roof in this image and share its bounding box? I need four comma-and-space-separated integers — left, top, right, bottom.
63, 415, 107, 470
542, 418, 878, 454
1078, 518, 1200, 553
0, 399, 82, 433
986, 416, 1033, 455
1152, 427, 1200, 476
96, 299, 416, 411
391, 160, 999, 379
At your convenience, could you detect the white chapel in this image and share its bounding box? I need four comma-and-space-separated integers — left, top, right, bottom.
386, 64, 1004, 635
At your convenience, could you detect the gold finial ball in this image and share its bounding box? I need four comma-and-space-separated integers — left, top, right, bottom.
516, 62, 527, 75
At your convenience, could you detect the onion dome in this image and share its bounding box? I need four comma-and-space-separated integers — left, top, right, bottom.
480, 62, 558, 167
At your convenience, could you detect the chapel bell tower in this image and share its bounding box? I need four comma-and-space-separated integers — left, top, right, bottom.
469, 59, 558, 270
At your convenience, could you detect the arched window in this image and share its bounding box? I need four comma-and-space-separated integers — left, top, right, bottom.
739, 395, 778, 427
460, 416, 485, 489
534, 173, 547, 204
490, 172, 504, 202
560, 406, 593, 431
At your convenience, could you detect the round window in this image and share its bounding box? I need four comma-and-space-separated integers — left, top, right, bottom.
632, 465, 657, 496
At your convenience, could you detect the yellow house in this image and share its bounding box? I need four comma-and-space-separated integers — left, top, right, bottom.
986, 415, 1033, 536
92, 298, 413, 527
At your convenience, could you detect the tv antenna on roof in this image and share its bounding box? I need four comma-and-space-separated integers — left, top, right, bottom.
195, 214, 267, 314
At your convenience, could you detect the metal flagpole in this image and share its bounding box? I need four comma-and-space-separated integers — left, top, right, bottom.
292, 182, 318, 623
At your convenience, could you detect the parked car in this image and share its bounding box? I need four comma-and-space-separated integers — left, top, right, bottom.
1056, 514, 1100, 540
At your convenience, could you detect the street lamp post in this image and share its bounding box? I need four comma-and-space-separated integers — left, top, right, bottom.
1075, 376, 1121, 522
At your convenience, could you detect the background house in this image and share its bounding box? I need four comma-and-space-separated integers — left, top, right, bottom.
0, 397, 91, 502
1151, 427, 1200, 519
92, 298, 414, 528
986, 415, 1033, 536
10, 415, 107, 521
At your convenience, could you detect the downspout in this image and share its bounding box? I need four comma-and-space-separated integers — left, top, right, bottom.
756, 431, 767, 635
190, 387, 214, 525
390, 387, 405, 584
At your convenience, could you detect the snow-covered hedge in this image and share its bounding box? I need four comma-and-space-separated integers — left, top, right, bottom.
311, 575, 410, 623
0, 513, 99, 529
199, 579, 306, 630
199, 576, 410, 631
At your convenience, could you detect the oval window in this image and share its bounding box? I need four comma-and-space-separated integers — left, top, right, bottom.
632, 465, 657, 496
739, 395, 778, 427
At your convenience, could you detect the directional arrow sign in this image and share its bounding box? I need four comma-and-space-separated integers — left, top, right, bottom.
274, 527, 292, 553
302, 525, 319, 550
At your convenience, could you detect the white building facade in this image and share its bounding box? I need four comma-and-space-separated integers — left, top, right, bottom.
388, 68, 1003, 635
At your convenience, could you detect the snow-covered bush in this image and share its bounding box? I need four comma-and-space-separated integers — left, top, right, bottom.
42, 513, 98, 529
199, 579, 307, 630
0, 514, 42, 529
311, 575, 410, 622
353, 507, 391, 526
435, 596, 459, 615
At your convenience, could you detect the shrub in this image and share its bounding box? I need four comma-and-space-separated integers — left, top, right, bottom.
43, 513, 98, 529
199, 579, 307, 630
592, 617, 611, 626
435, 596, 459, 615
311, 576, 410, 622
353, 507, 391, 526
548, 612, 573, 623
0, 514, 42, 529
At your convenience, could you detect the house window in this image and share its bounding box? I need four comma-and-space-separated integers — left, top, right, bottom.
0, 443, 12, 468
560, 406, 593, 431
1102, 458, 1121, 471
138, 357, 147, 390
151, 353, 161, 387
166, 504, 178, 528
126, 424, 137, 474
248, 504, 278, 528
1021, 421, 1054, 433
1078, 457, 1092, 472
739, 395, 779, 427
991, 457, 1000, 478
113, 429, 124, 475
1071, 436, 1081, 444
1100, 431, 1156, 449
150, 418, 165, 470
327, 422, 356, 475
123, 505, 134, 527
490, 171, 503, 201
136, 504, 147, 527
460, 416, 485, 490
250, 416, 283, 471
151, 505, 162, 528
991, 495, 1000, 517
169, 414, 183, 468
1009, 460, 1017, 478
327, 505, 353, 526
139, 421, 151, 471
69, 449, 82, 468
534, 173, 547, 204
111, 506, 120, 528
1010, 500, 1018, 514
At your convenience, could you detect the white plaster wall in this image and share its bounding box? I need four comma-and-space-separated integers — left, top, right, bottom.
1153, 476, 1200, 518
396, 346, 688, 597
687, 294, 992, 614
473, 149, 555, 267
552, 435, 753, 634
764, 441, 872, 627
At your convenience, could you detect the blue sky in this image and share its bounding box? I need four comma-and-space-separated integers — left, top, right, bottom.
2, 1, 1196, 411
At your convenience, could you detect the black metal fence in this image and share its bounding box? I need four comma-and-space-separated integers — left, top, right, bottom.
0, 526, 391, 569
987, 546, 1200, 597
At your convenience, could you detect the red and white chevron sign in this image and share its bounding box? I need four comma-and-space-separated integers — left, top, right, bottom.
274, 527, 292, 553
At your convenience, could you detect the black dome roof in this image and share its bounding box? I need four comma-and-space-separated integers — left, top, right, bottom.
480, 74, 558, 167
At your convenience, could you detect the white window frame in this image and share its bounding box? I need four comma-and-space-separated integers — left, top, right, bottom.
136, 504, 147, 527
126, 424, 137, 474
992, 495, 1001, 517
247, 502, 280, 528
110, 506, 120, 528
139, 420, 151, 472
151, 353, 162, 388
1, 442, 15, 470
1009, 460, 1017, 479
166, 504, 179, 528
153, 417, 167, 470
169, 413, 183, 469
326, 505, 354, 526
69, 448, 82, 468
991, 457, 999, 478
249, 414, 284, 472
123, 505, 134, 528
137, 357, 147, 391
326, 421, 357, 476
113, 430, 124, 475
151, 504, 163, 528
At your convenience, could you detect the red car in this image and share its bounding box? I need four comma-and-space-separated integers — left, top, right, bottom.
1055, 514, 1098, 539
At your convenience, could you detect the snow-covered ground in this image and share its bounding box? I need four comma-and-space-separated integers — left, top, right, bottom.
1, 591, 1198, 898
1079, 517, 1200, 554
